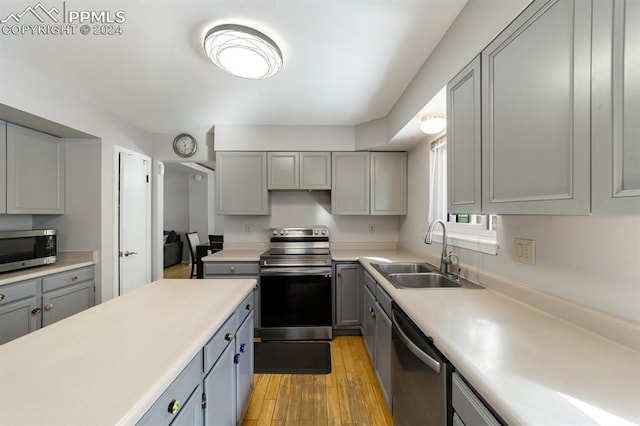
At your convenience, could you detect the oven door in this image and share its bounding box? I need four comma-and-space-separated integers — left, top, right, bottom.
260, 269, 332, 340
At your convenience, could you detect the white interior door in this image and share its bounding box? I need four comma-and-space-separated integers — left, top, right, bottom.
119, 152, 151, 295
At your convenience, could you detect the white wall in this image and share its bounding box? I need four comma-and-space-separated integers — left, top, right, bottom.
0, 216, 32, 231
399, 141, 640, 323
0, 58, 154, 303
214, 125, 356, 151
387, 0, 532, 140
224, 191, 399, 243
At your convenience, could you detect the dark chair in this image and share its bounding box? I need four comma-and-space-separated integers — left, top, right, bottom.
208, 234, 223, 253
185, 232, 200, 279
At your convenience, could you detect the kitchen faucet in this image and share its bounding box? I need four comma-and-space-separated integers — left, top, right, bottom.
424, 219, 452, 274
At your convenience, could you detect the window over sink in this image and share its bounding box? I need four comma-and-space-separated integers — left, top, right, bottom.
428, 136, 498, 255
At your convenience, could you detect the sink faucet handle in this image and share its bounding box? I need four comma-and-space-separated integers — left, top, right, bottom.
446, 252, 460, 278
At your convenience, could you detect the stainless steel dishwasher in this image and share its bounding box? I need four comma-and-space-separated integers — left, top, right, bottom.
392, 303, 452, 425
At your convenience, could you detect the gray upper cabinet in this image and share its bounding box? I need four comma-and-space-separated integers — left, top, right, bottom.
592, 0, 640, 215
0, 121, 6, 214
268, 152, 299, 189
332, 152, 370, 215
447, 56, 482, 213
268, 151, 331, 190
216, 151, 269, 215
300, 152, 331, 189
5, 123, 65, 214
370, 152, 407, 215
481, 0, 592, 214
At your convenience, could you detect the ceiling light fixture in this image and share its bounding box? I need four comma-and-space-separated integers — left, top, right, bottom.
203, 24, 283, 79
420, 113, 447, 134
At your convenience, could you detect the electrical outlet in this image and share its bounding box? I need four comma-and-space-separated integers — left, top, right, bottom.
245, 224, 252, 234
514, 238, 535, 264
368, 224, 375, 233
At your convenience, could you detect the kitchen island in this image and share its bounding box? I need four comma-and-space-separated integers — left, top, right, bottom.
0, 278, 256, 425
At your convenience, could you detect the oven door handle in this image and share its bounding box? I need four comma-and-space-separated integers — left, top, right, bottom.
392, 311, 441, 373
260, 268, 332, 276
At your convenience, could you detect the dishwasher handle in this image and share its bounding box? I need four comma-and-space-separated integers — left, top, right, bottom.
392, 311, 441, 373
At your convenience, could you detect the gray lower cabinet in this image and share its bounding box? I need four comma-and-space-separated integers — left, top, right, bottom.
481, 0, 592, 214
141, 292, 255, 425
361, 271, 393, 411
592, 0, 640, 214
452, 372, 501, 425
203, 261, 260, 331
0, 266, 95, 345
334, 262, 361, 328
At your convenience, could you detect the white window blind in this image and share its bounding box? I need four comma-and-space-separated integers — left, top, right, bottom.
428, 138, 447, 223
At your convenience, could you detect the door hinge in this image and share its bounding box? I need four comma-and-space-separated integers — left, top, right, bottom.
201, 392, 207, 409
146, 175, 149, 183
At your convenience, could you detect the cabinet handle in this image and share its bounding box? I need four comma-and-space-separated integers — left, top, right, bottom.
168, 399, 180, 415
240, 343, 247, 353
369, 307, 376, 319
245, 304, 253, 311
31, 308, 42, 316
229, 266, 235, 272
71, 275, 78, 281
44, 304, 54, 311
225, 333, 234, 342
0, 294, 5, 302
337, 272, 342, 278
234, 353, 241, 364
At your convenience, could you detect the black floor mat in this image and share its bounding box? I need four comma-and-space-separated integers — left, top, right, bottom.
254, 342, 331, 374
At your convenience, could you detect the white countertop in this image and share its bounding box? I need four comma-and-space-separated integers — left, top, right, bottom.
0, 259, 95, 286
360, 258, 640, 425
0, 278, 256, 425
201, 249, 265, 262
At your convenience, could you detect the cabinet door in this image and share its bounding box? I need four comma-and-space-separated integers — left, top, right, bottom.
481, 0, 591, 214
204, 342, 236, 426
362, 285, 376, 362
42, 280, 94, 327
0, 121, 6, 214
370, 152, 407, 215
375, 305, 393, 411
332, 152, 370, 215
334, 263, 361, 327
268, 152, 299, 189
0, 296, 40, 345
300, 152, 331, 189
592, 0, 640, 214
216, 152, 269, 215
236, 311, 254, 423
447, 56, 482, 213
6, 123, 65, 214
170, 383, 203, 426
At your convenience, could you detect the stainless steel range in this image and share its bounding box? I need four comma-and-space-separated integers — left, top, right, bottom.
259, 227, 332, 341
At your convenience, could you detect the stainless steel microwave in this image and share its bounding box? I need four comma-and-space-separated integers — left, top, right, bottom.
0, 230, 57, 274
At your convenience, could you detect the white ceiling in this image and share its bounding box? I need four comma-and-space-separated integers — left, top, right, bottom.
0, 0, 465, 135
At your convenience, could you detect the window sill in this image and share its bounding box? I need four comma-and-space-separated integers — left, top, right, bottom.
428, 231, 498, 256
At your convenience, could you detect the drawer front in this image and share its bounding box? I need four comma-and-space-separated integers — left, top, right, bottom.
363, 270, 376, 294
42, 266, 95, 293
375, 284, 392, 317
452, 372, 501, 426
137, 352, 203, 426
235, 292, 254, 328
203, 262, 259, 276
0, 279, 38, 304
204, 313, 237, 373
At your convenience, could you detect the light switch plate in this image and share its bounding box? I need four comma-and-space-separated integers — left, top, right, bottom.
514, 238, 535, 264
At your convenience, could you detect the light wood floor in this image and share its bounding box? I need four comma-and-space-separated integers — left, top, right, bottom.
164, 264, 391, 424
163, 263, 191, 279
242, 336, 392, 426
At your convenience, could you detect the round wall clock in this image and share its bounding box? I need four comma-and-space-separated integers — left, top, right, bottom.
173, 133, 197, 158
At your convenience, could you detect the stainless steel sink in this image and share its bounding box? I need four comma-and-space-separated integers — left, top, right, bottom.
370, 262, 483, 290
388, 273, 462, 289
371, 262, 435, 275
